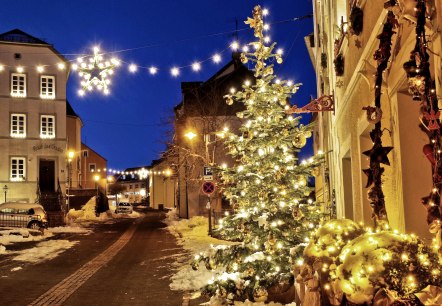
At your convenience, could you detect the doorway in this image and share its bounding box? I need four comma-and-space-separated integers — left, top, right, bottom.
39, 159, 55, 192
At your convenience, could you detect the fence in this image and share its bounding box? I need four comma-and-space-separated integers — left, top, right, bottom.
0, 214, 43, 228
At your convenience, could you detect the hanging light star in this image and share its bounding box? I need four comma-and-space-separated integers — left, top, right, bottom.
73, 46, 120, 96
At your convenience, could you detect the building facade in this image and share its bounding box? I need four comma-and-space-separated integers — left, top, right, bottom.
0, 29, 69, 203
113, 166, 149, 206
80, 143, 107, 190
310, 0, 442, 239
171, 53, 252, 218
149, 158, 175, 210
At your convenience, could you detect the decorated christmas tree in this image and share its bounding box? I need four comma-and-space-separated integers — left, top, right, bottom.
192, 5, 324, 303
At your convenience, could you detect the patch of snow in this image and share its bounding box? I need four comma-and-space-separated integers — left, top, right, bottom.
165, 209, 235, 293
12, 240, 78, 263
48, 226, 92, 235
11, 266, 22, 272
0, 228, 52, 246
209, 296, 296, 306
0, 245, 6, 254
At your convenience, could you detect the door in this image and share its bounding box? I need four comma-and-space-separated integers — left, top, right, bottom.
39, 160, 55, 192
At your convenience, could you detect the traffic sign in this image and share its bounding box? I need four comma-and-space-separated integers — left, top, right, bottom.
202, 181, 215, 195
203, 166, 213, 181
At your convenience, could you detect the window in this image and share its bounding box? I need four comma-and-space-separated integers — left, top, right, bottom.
129, 185, 133, 189
10, 157, 26, 181
11, 73, 26, 97
40, 115, 55, 139
40, 76, 55, 99
135, 184, 139, 189
10, 114, 26, 138
89, 163, 96, 172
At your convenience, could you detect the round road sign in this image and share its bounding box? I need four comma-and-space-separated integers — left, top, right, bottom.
202, 181, 215, 195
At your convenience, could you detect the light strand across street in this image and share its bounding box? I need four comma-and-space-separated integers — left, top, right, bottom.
0, 10, 313, 96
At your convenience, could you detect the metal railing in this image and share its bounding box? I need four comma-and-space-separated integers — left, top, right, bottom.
0, 214, 43, 228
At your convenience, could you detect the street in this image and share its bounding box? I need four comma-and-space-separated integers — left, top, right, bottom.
0, 209, 195, 306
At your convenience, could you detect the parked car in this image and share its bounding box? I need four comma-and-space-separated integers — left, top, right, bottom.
0, 202, 48, 229
115, 202, 133, 214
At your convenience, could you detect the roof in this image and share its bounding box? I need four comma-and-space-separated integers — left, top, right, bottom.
0, 29, 49, 45
81, 142, 107, 161
123, 166, 150, 172
66, 100, 80, 118
0, 28, 68, 64
173, 52, 252, 118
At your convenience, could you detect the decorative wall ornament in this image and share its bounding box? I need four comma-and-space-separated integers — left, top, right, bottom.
362, 106, 383, 124
285, 94, 335, 114
333, 53, 344, 76
349, 6, 364, 35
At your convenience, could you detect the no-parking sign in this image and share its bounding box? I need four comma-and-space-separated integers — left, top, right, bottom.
202, 181, 215, 195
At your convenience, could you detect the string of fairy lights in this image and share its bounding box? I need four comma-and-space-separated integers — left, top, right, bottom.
0, 8, 309, 96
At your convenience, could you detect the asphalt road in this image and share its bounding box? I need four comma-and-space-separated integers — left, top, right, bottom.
0, 209, 192, 306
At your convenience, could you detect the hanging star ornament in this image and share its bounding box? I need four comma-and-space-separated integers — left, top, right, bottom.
363, 167, 385, 188
363, 145, 394, 165
71, 46, 120, 96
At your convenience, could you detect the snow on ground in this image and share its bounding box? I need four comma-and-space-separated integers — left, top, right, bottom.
165, 209, 234, 293
0, 198, 138, 264
67, 197, 141, 226
12, 239, 78, 263
166, 209, 296, 306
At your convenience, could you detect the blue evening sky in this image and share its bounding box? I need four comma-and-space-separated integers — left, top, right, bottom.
0, 0, 316, 170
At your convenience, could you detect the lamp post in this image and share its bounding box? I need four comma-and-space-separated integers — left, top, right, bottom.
3, 185, 8, 203
184, 131, 197, 219
184, 129, 224, 232
94, 174, 100, 194
67, 150, 74, 212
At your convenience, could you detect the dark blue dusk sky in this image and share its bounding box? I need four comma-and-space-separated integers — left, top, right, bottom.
0, 0, 316, 170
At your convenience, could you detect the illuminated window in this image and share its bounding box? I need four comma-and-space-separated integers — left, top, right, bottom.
10, 157, 26, 181
40, 115, 55, 139
89, 163, 96, 172
40, 76, 55, 99
10, 114, 26, 138
11, 73, 26, 97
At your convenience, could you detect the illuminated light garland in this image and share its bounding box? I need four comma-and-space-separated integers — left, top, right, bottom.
0, 9, 317, 99
90, 167, 173, 177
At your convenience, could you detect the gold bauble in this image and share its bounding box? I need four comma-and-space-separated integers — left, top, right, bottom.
226, 96, 234, 105
240, 53, 248, 64
253, 287, 268, 302
268, 233, 276, 246
293, 134, 307, 148
292, 209, 304, 220
311, 167, 320, 177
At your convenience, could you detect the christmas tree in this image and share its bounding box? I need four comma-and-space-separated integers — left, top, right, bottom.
192, 5, 324, 303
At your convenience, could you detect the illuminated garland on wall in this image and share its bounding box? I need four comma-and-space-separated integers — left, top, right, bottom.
403, 0, 442, 246
361, 10, 398, 230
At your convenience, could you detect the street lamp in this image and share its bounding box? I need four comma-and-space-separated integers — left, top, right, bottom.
106, 175, 113, 197
94, 175, 100, 195
3, 185, 8, 203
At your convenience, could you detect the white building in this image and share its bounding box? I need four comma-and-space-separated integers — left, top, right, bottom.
0, 29, 68, 204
